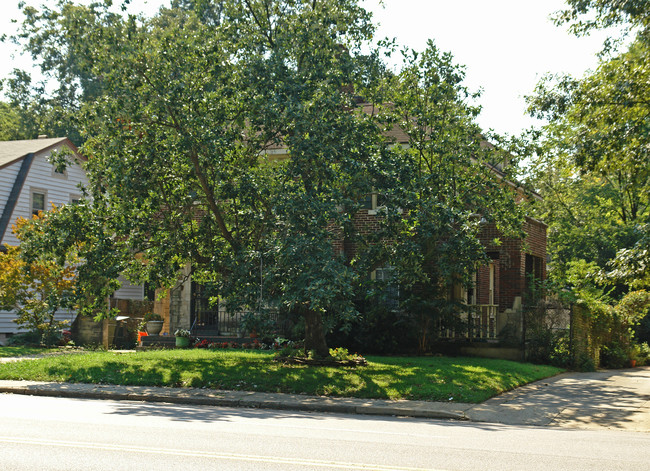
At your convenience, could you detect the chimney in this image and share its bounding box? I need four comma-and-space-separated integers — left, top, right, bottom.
37, 134, 48, 139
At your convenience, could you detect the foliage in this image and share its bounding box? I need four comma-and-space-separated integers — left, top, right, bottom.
600, 342, 629, 368
9, 0, 522, 357
327, 346, 363, 362
356, 42, 523, 353
606, 224, 650, 289
526, 1, 650, 293
143, 313, 162, 322
0, 214, 77, 346
173, 329, 191, 338
630, 341, 650, 365
239, 311, 278, 340
0, 349, 564, 403
4, 331, 42, 347
553, 0, 650, 45
0, 102, 28, 140
15, 200, 126, 321
329, 298, 418, 355
570, 289, 650, 368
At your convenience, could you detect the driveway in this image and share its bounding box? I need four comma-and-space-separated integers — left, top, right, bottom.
465, 366, 650, 431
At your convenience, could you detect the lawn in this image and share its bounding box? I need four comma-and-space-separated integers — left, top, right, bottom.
0, 346, 60, 358
0, 349, 563, 403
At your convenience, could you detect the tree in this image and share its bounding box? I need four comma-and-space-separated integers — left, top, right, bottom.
0, 214, 77, 345
3, 0, 136, 144
12, 0, 384, 357
554, 0, 650, 37
12, 0, 523, 357
527, 2, 650, 291
369, 44, 523, 351
0, 102, 24, 140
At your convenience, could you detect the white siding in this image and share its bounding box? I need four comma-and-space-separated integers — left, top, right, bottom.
0, 144, 90, 333
1, 147, 88, 246
0, 159, 21, 242
0, 143, 144, 334
0, 309, 77, 335
113, 276, 145, 300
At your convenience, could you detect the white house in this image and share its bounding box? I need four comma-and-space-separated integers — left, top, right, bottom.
0, 137, 143, 344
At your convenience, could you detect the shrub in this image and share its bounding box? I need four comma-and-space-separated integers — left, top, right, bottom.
329, 302, 418, 355
600, 342, 628, 369
6, 331, 42, 346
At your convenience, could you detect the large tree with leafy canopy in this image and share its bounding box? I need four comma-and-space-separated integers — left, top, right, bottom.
526, 0, 650, 290
13, 0, 387, 357
354, 43, 523, 352
13, 0, 523, 356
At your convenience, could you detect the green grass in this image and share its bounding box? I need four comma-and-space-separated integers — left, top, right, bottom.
0, 346, 59, 358
0, 349, 563, 403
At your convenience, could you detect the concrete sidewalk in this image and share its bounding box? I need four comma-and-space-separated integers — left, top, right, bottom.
466, 366, 650, 431
0, 380, 471, 420
1, 363, 648, 431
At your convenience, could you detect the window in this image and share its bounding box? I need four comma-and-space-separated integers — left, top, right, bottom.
366, 192, 392, 215
31, 191, 46, 216
51, 163, 68, 179
373, 266, 399, 310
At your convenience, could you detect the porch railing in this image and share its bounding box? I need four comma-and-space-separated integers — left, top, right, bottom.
440, 304, 498, 340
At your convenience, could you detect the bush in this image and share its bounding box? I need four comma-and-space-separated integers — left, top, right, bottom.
600, 342, 628, 369
548, 335, 572, 368
634, 312, 650, 343
629, 342, 650, 366
6, 330, 43, 346
328, 302, 418, 355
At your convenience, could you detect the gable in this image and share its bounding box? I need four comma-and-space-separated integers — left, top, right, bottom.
0, 138, 88, 246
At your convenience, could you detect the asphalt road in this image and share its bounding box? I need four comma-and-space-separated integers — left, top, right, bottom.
1, 394, 648, 471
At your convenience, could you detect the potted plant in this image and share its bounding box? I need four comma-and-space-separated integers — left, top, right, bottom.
143, 313, 164, 336
174, 329, 191, 348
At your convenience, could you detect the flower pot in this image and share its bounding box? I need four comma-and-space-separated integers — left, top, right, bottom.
176, 336, 190, 348
630, 359, 637, 368
146, 320, 164, 335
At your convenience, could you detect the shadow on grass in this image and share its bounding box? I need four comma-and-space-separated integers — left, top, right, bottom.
1, 350, 562, 404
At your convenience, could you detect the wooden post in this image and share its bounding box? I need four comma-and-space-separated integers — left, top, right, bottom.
103, 294, 111, 349
102, 319, 109, 349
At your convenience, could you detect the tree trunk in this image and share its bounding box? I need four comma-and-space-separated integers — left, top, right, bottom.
303, 308, 329, 358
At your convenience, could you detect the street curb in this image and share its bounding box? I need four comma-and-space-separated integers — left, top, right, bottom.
0, 381, 470, 421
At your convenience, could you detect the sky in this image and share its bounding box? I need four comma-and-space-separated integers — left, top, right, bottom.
0, 0, 613, 136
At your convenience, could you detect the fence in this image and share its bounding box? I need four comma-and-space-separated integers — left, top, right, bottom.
522, 299, 577, 365
440, 304, 498, 340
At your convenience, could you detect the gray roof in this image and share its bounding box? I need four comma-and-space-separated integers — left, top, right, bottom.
0, 137, 71, 168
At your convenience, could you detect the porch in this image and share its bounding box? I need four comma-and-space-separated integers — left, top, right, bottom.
440, 304, 499, 341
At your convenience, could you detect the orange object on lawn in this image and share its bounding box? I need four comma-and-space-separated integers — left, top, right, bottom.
137, 331, 148, 342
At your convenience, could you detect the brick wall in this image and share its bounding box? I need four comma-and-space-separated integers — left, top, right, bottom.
330, 208, 547, 317
329, 209, 547, 315
478, 217, 547, 311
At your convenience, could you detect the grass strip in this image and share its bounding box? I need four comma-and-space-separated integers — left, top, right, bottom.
0, 346, 60, 358
0, 349, 563, 403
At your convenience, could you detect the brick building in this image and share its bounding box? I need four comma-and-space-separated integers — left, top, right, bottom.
149, 106, 546, 357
